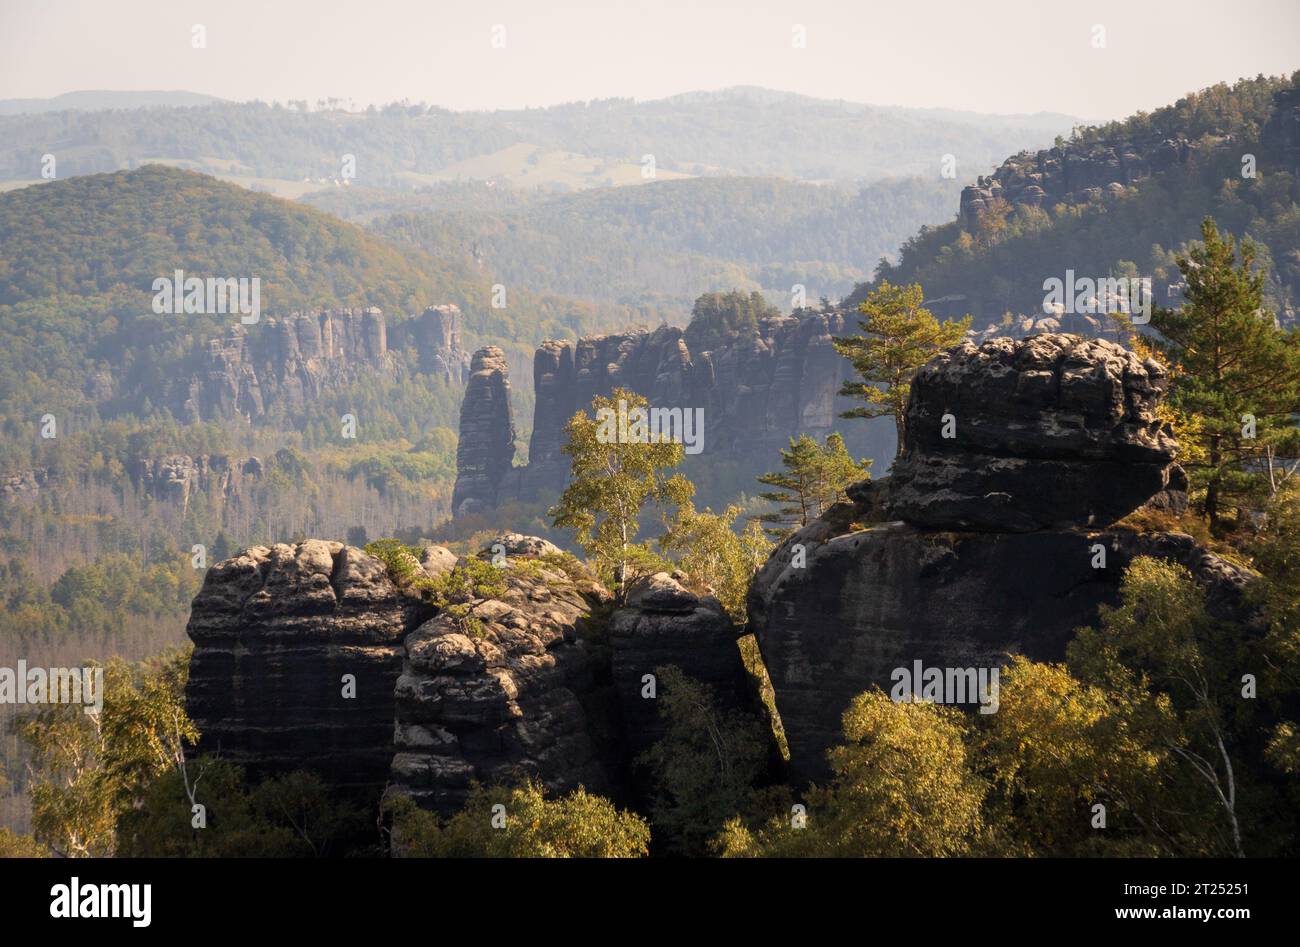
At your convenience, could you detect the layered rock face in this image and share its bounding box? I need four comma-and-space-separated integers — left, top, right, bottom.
186, 540, 430, 800
455, 311, 885, 512
609, 573, 751, 764
390, 541, 616, 813
171, 304, 469, 423
131, 454, 263, 512
959, 135, 1195, 228
451, 346, 517, 516
886, 334, 1179, 532
749, 333, 1251, 786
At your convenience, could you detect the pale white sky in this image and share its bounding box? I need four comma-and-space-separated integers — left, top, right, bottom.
1, 0, 1297, 120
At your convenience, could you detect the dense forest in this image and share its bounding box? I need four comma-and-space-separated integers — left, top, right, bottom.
0, 87, 1073, 186
863, 74, 1300, 322
358, 175, 961, 307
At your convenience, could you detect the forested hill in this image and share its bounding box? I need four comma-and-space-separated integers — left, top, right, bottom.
355, 175, 962, 307
857, 73, 1300, 323
0, 166, 643, 428
0, 165, 450, 312
0, 87, 1074, 188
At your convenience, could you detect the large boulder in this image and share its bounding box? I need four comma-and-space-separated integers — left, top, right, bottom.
390, 540, 616, 814
885, 334, 1179, 531
185, 540, 428, 801
748, 334, 1253, 787
609, 573, 751, 766
749, 520, 1253, 786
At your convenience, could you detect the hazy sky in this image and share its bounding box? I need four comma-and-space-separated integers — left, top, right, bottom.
1, 0, 1297, 120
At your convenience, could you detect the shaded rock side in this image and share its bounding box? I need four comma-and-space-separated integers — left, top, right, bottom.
886, 333, 1179, 531
748, 520, 1254, 787
609, 572, 751, 765
451, 346, 517, 516
185, 540, 428, 800
459, 310, 887, 511
391, 544, 615, 814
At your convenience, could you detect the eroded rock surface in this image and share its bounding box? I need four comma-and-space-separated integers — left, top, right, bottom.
451, 346, 517, 516
609, 573, 750, 764
186, 540, 428, 800
885, 334, 1179, 531
390, 543, 615, 814
749, 333, 1252, 786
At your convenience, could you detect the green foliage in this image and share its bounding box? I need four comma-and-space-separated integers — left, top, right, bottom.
0, 826, 48, 857
1148, 218, 1300, 529
387, 779, 650, 858
658, 503, 772, 621
718, 689, 985, 857
1068, 557, 1269, 856
684, 290, 780, 351
634, 666, 770, 856
871, 74, 1300, 321
833, 281, 970, 456
755, 432, 869, 539
118, 761, 369, 857
364, 538, 425, 587
15, 648, 195, 857
550, 389, 694, 599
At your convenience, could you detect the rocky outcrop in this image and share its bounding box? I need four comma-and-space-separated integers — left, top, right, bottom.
167, 304, 468, 423
186, 540, 430, 801
131, 454, 262, 512
609, 573, 751, 764
390, 544, 616, 814
748, 333, 1254, 786
749, 520, 1253, 786
959, 135, 1197, 228
883, 334, 1179, 532
451, 347, 517, 516
456, 311, 888, 513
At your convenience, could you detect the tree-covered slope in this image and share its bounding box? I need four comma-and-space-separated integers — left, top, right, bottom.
361, 175, 962, 306
860, 73, 1300, 323
0, 88, 1074, 187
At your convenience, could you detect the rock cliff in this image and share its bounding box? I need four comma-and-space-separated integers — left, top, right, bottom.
185, 540, 432, 800
748, 333, 1253, 785
959, 134, 1197, 228
450, 346, 517, 516
454, 311, 889, 514
170, 304, 469, 423
390, 536, 618, 813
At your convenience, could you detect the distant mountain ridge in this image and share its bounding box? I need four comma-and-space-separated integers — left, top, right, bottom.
861, 73, 1300, 324
0, 86, 1076, 187
0, 89, 225, 115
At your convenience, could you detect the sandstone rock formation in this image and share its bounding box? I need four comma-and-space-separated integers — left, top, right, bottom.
451, 346, 517, 516
186, 540, 430, 801
170, 304, 468, 423
884, 334, 1180, 532
609, 572, 751, 764
390, 545, 616, 814
748, 333, 1253, 786
131, 454, 263, 513
958, 135, 1195, 229
454, 311, 888, 513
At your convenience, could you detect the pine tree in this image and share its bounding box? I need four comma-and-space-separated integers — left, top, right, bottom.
833, 281, 969, 459
755, 433, 870, 539
1149, 218, 1300, 530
